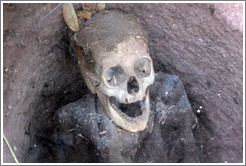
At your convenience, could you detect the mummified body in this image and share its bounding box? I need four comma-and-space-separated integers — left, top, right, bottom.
70, 10, 155, 132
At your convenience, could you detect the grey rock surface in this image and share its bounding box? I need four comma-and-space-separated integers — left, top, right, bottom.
44, 73, 198, 163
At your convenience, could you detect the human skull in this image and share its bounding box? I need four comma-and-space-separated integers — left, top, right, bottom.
70, 10, 155, 132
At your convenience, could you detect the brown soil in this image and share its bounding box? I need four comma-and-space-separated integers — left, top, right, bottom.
2, 3, 243, 163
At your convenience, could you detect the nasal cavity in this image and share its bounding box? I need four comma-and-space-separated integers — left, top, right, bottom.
127, 76, 139, 94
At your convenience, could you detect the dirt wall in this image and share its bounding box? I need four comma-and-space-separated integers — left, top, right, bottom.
2, 3, 243, 163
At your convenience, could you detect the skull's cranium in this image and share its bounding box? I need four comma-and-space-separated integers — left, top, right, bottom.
71, 10, 155, 132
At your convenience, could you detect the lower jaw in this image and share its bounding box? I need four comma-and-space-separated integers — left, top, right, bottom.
99, 88, 150, 132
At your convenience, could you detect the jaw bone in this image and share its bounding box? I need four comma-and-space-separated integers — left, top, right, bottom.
97, 89, 151, 132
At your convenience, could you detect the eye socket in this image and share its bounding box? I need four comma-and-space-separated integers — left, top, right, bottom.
134, 58, 152, 77
104, 65, 126, 86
